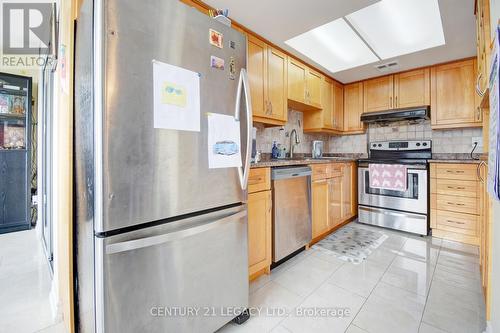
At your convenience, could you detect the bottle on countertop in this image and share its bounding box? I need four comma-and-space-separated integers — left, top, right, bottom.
271, 141, 279, 159
280, 146, 287, 159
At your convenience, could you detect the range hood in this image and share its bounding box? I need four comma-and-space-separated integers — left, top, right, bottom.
360, 106, 430, 123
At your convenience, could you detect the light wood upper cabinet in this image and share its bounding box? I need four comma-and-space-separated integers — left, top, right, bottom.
333, 81, 344, 131
247, 35, 267, 119
247, 190, 272, 278
322, 77, 334, 128
248, 35, 287, 126
287, 58, 307, 105
303, 77, 345, 134
364, 69, 430, 113
307, 69, 323, 109
394, 68, 430, 108
475, 0, 491, 97
364, 75, 394, 112
343, 82, 365, 133
431, 59, 481, 129
267, 48, 288, 122
312, 179, 329, 239
288, 58, 323, 111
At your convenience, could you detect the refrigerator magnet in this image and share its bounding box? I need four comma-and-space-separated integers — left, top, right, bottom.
210, 55, 225, 70
209, 29, 223, 48
229, 57, 236, 80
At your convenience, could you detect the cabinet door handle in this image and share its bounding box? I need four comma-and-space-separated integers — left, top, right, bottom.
395, 96, 398, 108
248, 176, 264, 184
447, 202, 465, 206
477, 161, 486, 183
446, 185, 466, 190
476, 72, 486, 97
476, 107, 481, 121
390, 96, 393, 108
446, 170, 464, 174
269, 101, 273, 115
446, 219, 465, 225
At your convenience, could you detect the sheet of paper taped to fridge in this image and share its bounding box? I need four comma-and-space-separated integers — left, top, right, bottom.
153, 60, 200, 132
207, 113, 242, 169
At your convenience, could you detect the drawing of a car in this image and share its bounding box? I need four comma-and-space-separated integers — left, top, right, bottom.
213, 141, 239, 155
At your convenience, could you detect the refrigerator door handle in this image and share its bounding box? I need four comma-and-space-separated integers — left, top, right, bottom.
106, 210, 247, 254
235, 68, 253, 190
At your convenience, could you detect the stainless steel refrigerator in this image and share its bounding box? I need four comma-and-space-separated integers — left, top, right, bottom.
74, 0, 252, 332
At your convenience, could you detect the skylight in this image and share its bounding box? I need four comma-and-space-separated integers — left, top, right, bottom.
285, 18, 378, 73
346, 0, 445, 60
284, 0, 445, 73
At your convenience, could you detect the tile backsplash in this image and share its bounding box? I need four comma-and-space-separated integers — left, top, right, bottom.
256, 112, 483, 156
255, 109, 330, 155
329, 119, 483, 155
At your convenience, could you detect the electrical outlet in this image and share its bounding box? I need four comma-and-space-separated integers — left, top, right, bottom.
472, 137, 483, 147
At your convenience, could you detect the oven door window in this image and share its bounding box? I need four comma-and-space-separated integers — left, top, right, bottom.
364, 171, 419, 199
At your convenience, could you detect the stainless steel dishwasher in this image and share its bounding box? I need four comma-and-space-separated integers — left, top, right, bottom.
271, 166, 312, 262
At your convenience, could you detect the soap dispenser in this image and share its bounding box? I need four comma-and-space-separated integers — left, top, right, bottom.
271, 141, 279, 159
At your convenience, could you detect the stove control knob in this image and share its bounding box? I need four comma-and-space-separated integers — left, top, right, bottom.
416, 142, 421, 147
423, 142, 428, 146
373, 144, 376, 147
378, 144, 382, 147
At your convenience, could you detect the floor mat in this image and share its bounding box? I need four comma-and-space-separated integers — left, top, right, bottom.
313, 224, 388, 264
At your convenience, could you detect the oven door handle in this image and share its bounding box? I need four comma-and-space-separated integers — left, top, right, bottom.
359, 167, 427, 174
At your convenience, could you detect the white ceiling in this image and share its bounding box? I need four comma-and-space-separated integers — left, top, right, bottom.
202, 0, 476, 83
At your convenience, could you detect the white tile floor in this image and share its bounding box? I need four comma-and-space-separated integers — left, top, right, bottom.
219, 222, 486, 333
0, 229, 63, 333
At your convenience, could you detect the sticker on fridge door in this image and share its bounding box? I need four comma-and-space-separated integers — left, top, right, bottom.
210, 55, 225, 70
153, 60, 200, 132
207, 113, 242, 169
209, 29, 223, 48
228, 57, 236, 80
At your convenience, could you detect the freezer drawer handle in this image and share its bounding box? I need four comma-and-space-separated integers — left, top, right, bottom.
235, 68, 253, 190
106, 210, 247, 254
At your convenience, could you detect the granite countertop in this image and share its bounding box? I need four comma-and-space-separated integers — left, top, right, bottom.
250, 153, 487, 168
428, 153, 486, 164
427, 159, 483, 164
251, 157, 358, 168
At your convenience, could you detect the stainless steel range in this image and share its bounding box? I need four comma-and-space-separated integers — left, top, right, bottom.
357, 140, 431, 235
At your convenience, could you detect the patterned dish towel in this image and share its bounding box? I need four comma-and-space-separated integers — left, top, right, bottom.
369, 164, 407, 191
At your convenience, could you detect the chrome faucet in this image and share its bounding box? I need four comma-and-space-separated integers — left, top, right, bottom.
289, 129, 300, 158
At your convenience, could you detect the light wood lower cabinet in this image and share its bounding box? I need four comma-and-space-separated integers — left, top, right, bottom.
328, 175, 343, 228
478, 161, 492, 319
341, 164, 352, 220
311, 162, 357, 241
430, 163, 483, 245
312, 179, 329, 238
247, 168, 272, 280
